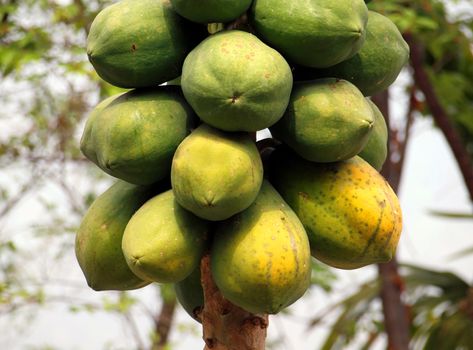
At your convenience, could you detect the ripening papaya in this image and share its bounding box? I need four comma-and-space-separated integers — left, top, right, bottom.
75, 180, 164, 291
269, 148, 402, 269
250, 0, 368, 68
87, 0, 202, 88
122, 190, 209, 283
211, 181, 311, 314
80, 86, 195, 185
171, 124, 263, 221
170, 0, 252, 24
358, 99, 388, 171
181, 30, 293, 132
270, 79, 374, 163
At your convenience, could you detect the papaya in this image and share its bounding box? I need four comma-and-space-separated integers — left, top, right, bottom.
358, 99, 388, 171
171, 124, 263, 221
87, 0, 201, 88
174, 266, 204, 322
80, 86, 195, 185
81, 93, 124, 132
75, 180, 163, 291
269, 148, 402, 269
122, 190, 209, 283
295, 11, 410, 96
250, 0, 368, 68
181, 30, 293, 132
270, 79, 374, 163
170, 0, 252, 24
211, 181, 311, 314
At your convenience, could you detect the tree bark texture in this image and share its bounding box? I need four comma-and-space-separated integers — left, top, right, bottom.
377, 259, 410, 350
151, 295, 177, 350
373, 91, 411, 350
200, 254, 268, 350
404, 33, 473, 202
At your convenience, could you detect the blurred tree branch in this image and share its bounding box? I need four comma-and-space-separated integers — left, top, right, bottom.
404, 32, 473, 203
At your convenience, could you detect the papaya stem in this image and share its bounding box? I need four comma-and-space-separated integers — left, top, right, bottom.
200, 254, 268, 350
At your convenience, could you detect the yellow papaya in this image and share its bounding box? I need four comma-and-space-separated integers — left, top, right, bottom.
269, 148, 402, 269
211, 181, 311, 314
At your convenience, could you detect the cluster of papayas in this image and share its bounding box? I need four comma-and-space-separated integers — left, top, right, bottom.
76, 0, 407, 319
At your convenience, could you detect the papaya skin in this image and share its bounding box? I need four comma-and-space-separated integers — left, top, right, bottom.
181, 30, 293, 132
122, 190, 209, 283
87, 0, 201, 88
270, 79, 374, 163
250, 0, 368, 68
358, 99, 388, 171
80, 86, 195, 185
171, 124, 263, 221
170, 0, 252, 24
211, 181, 311, 314
75, 181, 161, 291
80, 92, 125, 166
294, 11, 409, 97
174, 266, 204, 322
269, 149, 402, 270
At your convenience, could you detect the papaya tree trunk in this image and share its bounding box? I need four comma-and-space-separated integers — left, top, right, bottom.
200, 254, 269, 350
151, 295, 177, 350
372, 91, 411, 350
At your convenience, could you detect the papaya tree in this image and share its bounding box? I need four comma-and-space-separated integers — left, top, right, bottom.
75, 0, 406, 349
0, 0, 472, 349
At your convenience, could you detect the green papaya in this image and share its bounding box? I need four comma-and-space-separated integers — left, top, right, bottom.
87, 0, 201, 88
269, 148, 402, 269
122, 190, 209, 283
295, 11, 410, 96
211, 181, 311, 314
80, 86, 195, 185
270, 79, 374, 163
181, 30, 293, 132
170, 0, 252, 24
171, 124, 263, 221
174, 266, 204, 322
75, 181, 162, 291
358, 99, 388, 170
250, 0, 368, 68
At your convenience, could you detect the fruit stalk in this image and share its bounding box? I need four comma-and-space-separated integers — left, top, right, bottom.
200, 254, 268, 350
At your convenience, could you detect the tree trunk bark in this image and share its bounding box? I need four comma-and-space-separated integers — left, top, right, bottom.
377, 259, 410, 350
151, 292, 177, 350
372, 91, 411, 350
404, 33, 473, 202
200, 254, 268, 350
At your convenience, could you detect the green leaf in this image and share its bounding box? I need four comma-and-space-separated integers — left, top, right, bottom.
310, 260, 337, 292
428, 210, 473, 219
448, 246, 473, 260
401, 264, 469, 296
